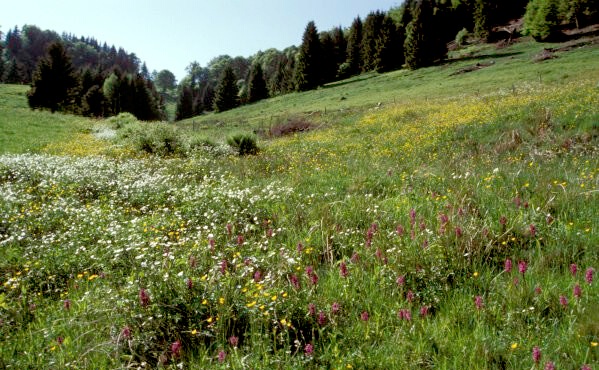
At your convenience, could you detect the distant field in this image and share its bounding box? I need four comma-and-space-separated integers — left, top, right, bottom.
0, 84, 94, 154
0, 36, 598, 369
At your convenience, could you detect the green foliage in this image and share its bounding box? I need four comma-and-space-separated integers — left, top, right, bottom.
213, 66, 239, 113
523, 0, 563, 41
345, 17, 363, 77
226, 132, 259, 155
118, 121, 186, 156
154, 69, 177, 92
175, 85, 194, 121
27, 42, 78, 113
473, 0, 491, 40
247, 63, 268, 103
455, 27, 470, 47
295, 21, 323, 91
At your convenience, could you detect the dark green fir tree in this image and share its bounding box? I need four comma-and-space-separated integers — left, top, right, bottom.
295, 21, 323, 91
247, 62, 268, 103
213, 66, 239, 112
27, 42, 78, 112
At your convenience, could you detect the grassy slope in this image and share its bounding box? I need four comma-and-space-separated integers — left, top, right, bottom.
0, 37, 598, 369
177, 38, 599, 140
0, 84, 97, 154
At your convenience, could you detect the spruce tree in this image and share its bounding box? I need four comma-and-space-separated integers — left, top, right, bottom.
375, 16, 404, 72
319, 32, 337, 84
331, 27, 347, 74
473, 0, 491, 40
247, 62, 268, 103
175, 86, 194, 121
295, 21, 322, 91
362, 11, 385, 72
213, 66, 239, 112
345, 16, 363, 76
523, 0, 562, 41
27, 42, 77, 112
404, 0, 446, 70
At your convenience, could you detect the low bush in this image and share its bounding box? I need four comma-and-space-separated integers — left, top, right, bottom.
227, 133, 259, 155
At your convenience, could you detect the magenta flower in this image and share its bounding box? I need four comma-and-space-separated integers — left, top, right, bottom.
455, 227, 463, 238
518, 260, 528, 275
375, 248, 383, 260
317, 310, 327, 326
310, 272, 319, 286
581, 365, 591, 370
439, 213, 449, 225
297, 242, 303, 252
236, 234, 244, 245
419, 221, 426, 231
220, 259, 228, 275
187, 277, 193, 290
305, 266, 314, 276
505, 258, 513, 273
398, 309, 411, 321
396, 275, 406, 287
534, 285, 542, 295
544, 361, 555, 370
63, 299, 71, 310
532, 346, 541, 363
350, 251, 360, 263
331, 302, 340, 315
585, 267, 594, 284
254, 270, 263, 283
304, 343, 314, 356
218, 350, 226, 363
139, 288, 150, 308
396, 224, 405, 236
529, 224, 536, 237
570, 263, 578, 276
266, 228, 273, 238
340, 261, 349, 278
289, 274, 300, 289
171, 340, 181, 358
475, 295, 484, 310
419, 305, 429, 317
229, 336, 239, 348
57, 336, 64, 345
360, 311, 369, 321
121, 326, 131, 339
308, 303, 316, 316
409, 208, 416, 227
559, 295, 568, 307
406, 290, 414, 303
209, 238, 215, 251
226, 223, 232, 236
574, 283, 582, 299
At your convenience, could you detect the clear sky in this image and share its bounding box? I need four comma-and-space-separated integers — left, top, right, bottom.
1, 0, 401, 81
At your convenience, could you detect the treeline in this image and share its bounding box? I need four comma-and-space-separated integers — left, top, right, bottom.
0, 25, 164, 120
175, 0, 598, 119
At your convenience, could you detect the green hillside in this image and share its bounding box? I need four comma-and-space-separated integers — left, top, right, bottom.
0, 36, 598, 369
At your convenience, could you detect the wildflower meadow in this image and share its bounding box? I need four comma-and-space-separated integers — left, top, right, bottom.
1, 55, 598, 368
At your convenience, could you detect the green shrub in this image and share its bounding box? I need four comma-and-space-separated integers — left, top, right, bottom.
107, 112, 138, 129
227, 133, 259, 155
523, 0, 562, 41
455, 28, 470, 47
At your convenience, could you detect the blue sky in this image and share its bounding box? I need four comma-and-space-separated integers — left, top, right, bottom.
1, 0, 401, 81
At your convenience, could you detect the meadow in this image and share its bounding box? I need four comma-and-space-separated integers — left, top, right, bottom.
0, 37, 598, 369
